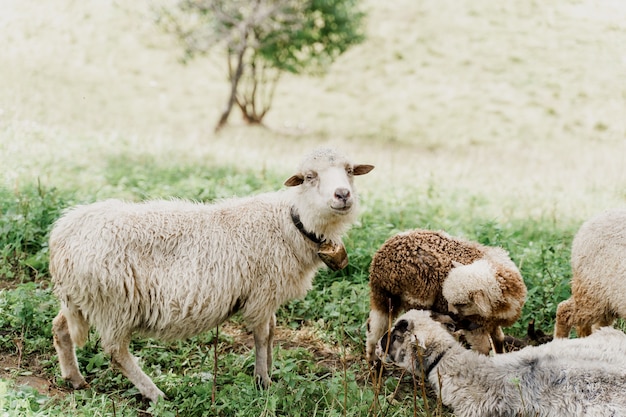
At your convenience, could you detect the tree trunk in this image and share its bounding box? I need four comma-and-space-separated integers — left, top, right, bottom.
214, 42, 247, 132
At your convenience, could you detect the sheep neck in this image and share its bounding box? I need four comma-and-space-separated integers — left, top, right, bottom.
424, 349, 447, 378
290, 206, 326, 245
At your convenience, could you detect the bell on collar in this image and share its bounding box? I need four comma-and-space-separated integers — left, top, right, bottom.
318, 241, 348, 271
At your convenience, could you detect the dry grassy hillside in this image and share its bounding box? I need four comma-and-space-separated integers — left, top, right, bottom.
1, 0, 625, 220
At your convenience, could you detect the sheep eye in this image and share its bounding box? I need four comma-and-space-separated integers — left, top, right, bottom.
443, 322, 456, 332
305, 172, 317, 181
346, 167, 354, 176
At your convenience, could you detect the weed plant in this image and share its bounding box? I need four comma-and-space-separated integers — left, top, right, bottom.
0, 166, 581, 416
0, 183, 69, 284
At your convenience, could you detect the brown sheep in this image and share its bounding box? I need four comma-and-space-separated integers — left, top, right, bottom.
365, 229, 527, 363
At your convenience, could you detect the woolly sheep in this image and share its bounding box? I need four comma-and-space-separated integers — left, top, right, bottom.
555, 208, 626, 338
377, 309, 626, 417
365, 229, 526, 363
50, 148, 374, 402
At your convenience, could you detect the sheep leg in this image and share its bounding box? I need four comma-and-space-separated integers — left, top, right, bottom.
593, 314, 615, 331
567, 301, 613, 337
575, 325, 591, 337
252, 315, 275, 388
52, 312, 88, 389
267, 314, 276, 373
490, 326, 506, 354
554, 298, 575, 338
104, 340, 165, 402
365, 309, 392, 364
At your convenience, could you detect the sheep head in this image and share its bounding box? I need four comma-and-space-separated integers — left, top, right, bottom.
443, 259, 503, 318
376, 309, 457, 375
283, 148, 374, 213
283, 148, 374, 242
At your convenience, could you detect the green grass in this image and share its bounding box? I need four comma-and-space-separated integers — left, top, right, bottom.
0, 173, 579, 417
2, 0, 626, 415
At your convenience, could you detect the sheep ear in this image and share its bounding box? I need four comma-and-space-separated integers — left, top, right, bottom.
451, 260, 464, 268
284, 174, 304, 187
471, 290, 491, 315
353, 164, 374, 176
395, 319, 411, 333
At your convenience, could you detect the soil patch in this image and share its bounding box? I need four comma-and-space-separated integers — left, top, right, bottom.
0, 353, 68, 397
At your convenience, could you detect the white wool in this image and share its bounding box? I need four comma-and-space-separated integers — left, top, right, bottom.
380, 309, 626, 417
555, 207, 626, 338
50, 147, 373, 402
443, 260, 502, 316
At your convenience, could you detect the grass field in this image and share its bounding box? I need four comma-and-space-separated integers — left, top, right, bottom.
1, 0, 626, 415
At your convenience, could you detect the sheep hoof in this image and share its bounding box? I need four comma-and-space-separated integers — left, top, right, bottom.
255, 375, 272, 389
143, 388, 167, 403
67, 377, 89, 390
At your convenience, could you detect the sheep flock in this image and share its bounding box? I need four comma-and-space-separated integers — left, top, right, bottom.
49, 148, 626, 414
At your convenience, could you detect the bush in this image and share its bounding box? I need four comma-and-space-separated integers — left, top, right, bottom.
0, 184, 69, 283
0, 282, 57, 355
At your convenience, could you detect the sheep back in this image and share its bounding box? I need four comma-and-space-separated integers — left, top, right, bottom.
368, 229, 485, 315
50, 194, 320, 344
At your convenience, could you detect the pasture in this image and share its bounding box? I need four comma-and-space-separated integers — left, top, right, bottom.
1, 0, 625, 415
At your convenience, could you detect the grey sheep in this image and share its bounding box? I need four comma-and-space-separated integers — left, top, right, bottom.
378, 309, 626, 417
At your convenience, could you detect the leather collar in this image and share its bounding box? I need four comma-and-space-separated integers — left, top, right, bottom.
424, 349, 447, 377
290, 206, 325, 245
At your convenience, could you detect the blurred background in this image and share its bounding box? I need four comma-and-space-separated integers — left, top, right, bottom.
2, 0, 625, 220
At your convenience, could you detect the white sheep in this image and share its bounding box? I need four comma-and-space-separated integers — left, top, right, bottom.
377, 309, 626, 417
555, 208, 626, 339
50, 148, 373, 402
365, 229, 526, 363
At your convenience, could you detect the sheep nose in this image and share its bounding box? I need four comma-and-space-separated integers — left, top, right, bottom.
334, 188, 351, 202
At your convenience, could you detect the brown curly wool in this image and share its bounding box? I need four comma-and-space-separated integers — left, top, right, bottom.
366, 229, 526, 363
